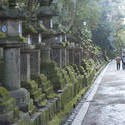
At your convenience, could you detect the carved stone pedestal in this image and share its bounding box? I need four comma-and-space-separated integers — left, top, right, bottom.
1, 43, 31, 112
10, 88, 30, 111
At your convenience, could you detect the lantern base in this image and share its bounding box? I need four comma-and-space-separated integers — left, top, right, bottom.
10, 88, 31, 112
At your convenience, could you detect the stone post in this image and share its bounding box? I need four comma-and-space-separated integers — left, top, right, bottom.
20, 46, 31, 82
0, 48, 3, 59
74, 47, 82, 66
0, 8, 31, 111
21, 44, 42, 80
30, 48, 41, 76
66, 47, 69, 66
41, 45, 51, 63
61, 48, 66, 67
69, 47, 75, 65
51, 44, 63, 68
4, 45, 21, 90
1, 44, 30, 111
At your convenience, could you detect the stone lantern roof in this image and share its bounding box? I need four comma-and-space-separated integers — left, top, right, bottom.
0, 8, 26, 20
38, 0, 53, 6
42, 31, 65, 40
37, 5, 58, 19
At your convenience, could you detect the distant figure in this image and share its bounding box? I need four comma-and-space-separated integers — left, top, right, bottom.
122, 56, 125, 70
116, 56, 121, 70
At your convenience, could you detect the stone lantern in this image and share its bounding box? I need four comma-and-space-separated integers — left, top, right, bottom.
0, 10, 23, 39
0, 5, 30, 111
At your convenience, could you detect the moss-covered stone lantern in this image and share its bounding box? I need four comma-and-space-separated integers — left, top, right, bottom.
0, 1, 24, 41
0, 0, 31, 112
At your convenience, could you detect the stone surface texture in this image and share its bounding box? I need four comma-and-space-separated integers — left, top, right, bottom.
4, 47, 20, 90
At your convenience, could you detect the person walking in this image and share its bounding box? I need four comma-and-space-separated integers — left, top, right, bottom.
122, 56, 125, 70
116, 56, 121, 70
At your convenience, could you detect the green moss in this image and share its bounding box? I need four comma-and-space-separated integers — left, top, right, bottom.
0, 87, 9, 99
40, 24, 48, 32
31, 74, 56, 99
79, 66, 88, 78
81, 59, 95, 73
0, 98, 16, 113
41, 61, 66, 91
32, 74, 50, 89
13, 107, 19, 118
21, 80, 48, 108
0, 36, 27, 43
65, 66, 76, 84
0, 87, 21, 122
28, 99, 36, 114
41, 99, 48, 107
23, 24, 38, 34
21, 80, 38, 93
65, 42, 70, 46
47, 93, 56, 99
61, 69, 71, 84
29, 25, 38, 33
73, 64, 80, 74
60, 42, 66, 47
0, 32, 6, 38
19, 36, 27, 43
47, 87, 87, 125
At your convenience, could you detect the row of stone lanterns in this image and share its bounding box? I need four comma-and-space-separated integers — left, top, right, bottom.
0, 1, 85, 124
0, 2, 34, 123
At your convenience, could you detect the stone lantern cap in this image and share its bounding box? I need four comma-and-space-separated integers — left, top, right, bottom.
37, 6, 58, 19
0, 8, 26, 20
0, 9, 26, 43
38, 0, 54, 6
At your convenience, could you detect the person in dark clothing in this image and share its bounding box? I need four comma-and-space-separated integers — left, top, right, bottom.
122, 56, 125, 70
116, 56, 121, 70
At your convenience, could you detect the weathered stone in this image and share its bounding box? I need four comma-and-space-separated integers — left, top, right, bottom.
51, 45, 63, 68
30, 49, 41, 76
12, 113, 31, 125
0, 87, 20, 125
41, 46, 51, 63
0, 9, 25, 20
0, 48, 3, 59
66, 47, 69, 65
30, 112, 41, 125
4, 47, 20, 90
61, 48, 67, 67
0, 59, 4, 83
74, 47, 82, 66
0, 111, 14, 125
20, 51, 31, 82
21, 80, 48, 108
69, 48, 75, 65
1, 44, 31, 112
10, 88, 30, 111
7, 20, 22, 37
